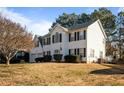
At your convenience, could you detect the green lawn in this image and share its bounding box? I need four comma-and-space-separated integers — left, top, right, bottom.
0, 63, 124, 86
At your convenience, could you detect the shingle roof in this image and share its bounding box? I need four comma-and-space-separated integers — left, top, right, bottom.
68, 20, 96, 30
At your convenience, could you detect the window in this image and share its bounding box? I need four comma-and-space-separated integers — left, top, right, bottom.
55, 32, 59, 43
70, 49, 74, 55
49, 37, 51, 44
77, 32, 80, 40
100, 51, 103, 58
79, 32, 83, 40
69, 33, 74, 41
54, 50, 60, 54
69, 49, 80, 55
90, 49, 95, 57
47, 38, 49, 45
47, 51, 51, 55
77, 48, 79, 55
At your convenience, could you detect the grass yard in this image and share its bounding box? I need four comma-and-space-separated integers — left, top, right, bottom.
0, 63, 124, 86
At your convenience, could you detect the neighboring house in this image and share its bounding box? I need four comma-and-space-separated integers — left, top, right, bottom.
30, 19, 107, 63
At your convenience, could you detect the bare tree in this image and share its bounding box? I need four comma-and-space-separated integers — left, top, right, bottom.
0, 15, 34, 65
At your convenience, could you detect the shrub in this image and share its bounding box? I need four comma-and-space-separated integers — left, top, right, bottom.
64, 55, 77, 63
35, 57, 44, 62
53, 54, 63, 62
43, 55, 52, 62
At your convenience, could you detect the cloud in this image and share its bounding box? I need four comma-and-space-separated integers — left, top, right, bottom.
29, 20, 52, 36
0, 7, 52, 36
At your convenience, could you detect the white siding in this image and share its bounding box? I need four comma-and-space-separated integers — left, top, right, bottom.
87, 21, 106, 63
30, 20, 106, 63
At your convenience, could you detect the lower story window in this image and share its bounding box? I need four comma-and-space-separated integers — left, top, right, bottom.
90, 49, 95, 57
69, 48, 86, 57
54, 49, 60, 54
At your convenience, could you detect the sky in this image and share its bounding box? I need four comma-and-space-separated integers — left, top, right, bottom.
0, 7, 123, 36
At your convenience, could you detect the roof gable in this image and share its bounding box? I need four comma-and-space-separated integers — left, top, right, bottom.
96, 19, 107, 39
50, 24, 68, 34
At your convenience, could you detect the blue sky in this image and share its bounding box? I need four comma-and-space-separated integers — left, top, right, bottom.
0, 7, 123, 36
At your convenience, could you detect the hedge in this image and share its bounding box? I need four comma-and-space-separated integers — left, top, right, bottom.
64, 55, 77, 63
53, 54, 63, 62
43, 55, 52, 62
35, 57, 44, 62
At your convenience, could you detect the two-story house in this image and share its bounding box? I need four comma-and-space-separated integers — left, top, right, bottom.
30, 19, 107, 63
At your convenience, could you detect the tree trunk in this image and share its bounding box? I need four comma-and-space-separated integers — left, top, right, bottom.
5, 56, 10, 65
6, 59, 10, 65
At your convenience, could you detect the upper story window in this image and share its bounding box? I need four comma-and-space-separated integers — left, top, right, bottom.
42, 37, 51, 45
69, 30, 86, 42
52, 32, 62, 44
69, 33, 74, 42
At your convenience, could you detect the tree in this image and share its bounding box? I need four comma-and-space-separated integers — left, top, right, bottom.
91, 8, 116, 41
0, 15, 34, 65
56, 13, 78, 27
77, 13, 91, 24
113, 12, 124, 59
49, 13, 91, 31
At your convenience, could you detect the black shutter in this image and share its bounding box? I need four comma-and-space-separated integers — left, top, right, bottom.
84, 30, 86, 40
60, 33, 62, 42
69, 33, 71, 42
77, 48, 79, 55
74, 49, 76, 55
69, 49, 71, 55
74, 32, 76, 41
77, 32, 79, 40
52, 35, 54, 43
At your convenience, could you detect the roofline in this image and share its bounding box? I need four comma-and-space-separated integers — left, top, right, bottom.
49, 24, 68, 34
96, 19, 107, 39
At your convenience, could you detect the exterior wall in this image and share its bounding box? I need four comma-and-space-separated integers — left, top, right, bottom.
30, 20, 106, 63
87, 21, 106, 63
30, 41, 43, 62
44, 26, 68, 61
68, 29, 87, 61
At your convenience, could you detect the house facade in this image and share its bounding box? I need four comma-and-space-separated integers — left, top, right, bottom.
30, 19, 107, 63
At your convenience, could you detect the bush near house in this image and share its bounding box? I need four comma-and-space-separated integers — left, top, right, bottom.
53, 54, 63, 62
43, 55, 52, 62
35, 57, 44, 62
64, 55, 77, 63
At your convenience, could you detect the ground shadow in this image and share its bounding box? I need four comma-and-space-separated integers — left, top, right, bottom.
90, 64, 124, 75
